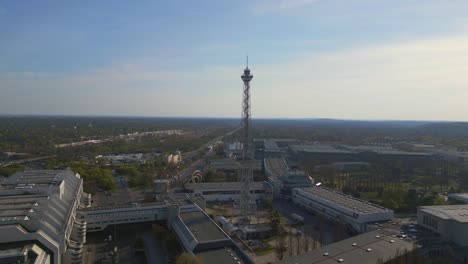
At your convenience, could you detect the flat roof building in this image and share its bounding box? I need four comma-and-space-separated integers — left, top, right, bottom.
293, 187, 393, 233
184, 181, 267, 202
448, 193, 468, 204
276, 230, 414, 264
417, 205, 468, 247
264, 158, 313, 198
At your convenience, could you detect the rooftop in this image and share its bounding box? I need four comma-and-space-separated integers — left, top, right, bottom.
296, 187, 391, 215
0, 170, 67, 191
209, 159, 261, 170
290, 144, 355, 154
290, 144, 431, 156
418, 205, 468, 222
276, 230, 414, 264
448, 193, 468, 202
0, 170, 82, 236
185, 181, 264, 191
179, 211, 228, 243
196, 247, 246, 264
264, 158, 288, 178
264, 139, 281, 152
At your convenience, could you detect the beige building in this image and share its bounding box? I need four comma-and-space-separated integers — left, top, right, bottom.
417, 205, 468, 246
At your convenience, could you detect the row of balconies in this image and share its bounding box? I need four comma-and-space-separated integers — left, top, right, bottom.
71, 218, 87, 244
79, 192, 92, 209
68, 240, 83, 264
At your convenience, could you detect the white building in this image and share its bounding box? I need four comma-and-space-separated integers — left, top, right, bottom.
0, 170, 90, 264
167, 151, 182, 164
292, 187, 393, 233
417, 205, 468, 247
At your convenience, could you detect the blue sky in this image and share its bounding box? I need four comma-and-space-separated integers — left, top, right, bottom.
1, 0, 468, 120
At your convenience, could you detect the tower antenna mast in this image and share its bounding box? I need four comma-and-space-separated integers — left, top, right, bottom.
239, 56, 256, 222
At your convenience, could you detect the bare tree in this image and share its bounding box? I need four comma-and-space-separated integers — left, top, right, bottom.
295, 234, 301, 255
288, 235, 294, 256
274, 234, 288, 261
303, 235, 309, 252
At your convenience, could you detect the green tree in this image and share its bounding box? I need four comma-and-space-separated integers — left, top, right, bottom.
269, 210, 281, 235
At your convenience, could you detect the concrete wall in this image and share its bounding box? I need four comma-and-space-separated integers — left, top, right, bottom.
417, 209, 468, 247
85, 205, 169, 231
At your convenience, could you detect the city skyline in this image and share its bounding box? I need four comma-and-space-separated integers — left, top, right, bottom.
1, 1, 468, 121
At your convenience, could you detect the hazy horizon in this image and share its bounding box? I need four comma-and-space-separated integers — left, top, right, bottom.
2, 1, 468, 121
0, 113, 460, 123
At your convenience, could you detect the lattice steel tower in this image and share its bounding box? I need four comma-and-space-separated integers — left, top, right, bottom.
239, 57, 256, 222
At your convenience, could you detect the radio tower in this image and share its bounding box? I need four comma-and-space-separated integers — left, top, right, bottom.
239, 56, 256, 222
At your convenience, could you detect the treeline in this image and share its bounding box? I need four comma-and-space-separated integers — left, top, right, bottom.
306, 158, 465, 212
73, 167, 116, 192
0, 116, 236, 155
252, 119, 468, 148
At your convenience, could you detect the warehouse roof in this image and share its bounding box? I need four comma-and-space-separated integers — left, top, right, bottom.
277, 230, 414, 264
185, 182, 264, 191
179, 211, 229, 243
295, 187, 391, 215
290, 144, 355, 154
0, 170, 82, 236
419, 205, 468, 223
196, 247, 247, 264
264, 158, 288, 178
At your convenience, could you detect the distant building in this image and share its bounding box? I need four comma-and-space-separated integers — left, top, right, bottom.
167, 151, 182, 165
448, 193, 468, 204
238, 223, 271, 240
225, 141, 243, 158
264, 158, 313, 198
153, 179, 170, 195
262, 139, 283, 157
184, 182, 268, 202
292, 186, 393, 233
290, 143, 432, 162
314, 162, 370, 173
417, 205, 468, 246
0, 170, 91, 264
99, 153, 146, 164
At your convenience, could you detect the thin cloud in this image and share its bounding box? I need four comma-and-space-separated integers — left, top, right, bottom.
2, 33, 468, 120
253, 0, 322, 14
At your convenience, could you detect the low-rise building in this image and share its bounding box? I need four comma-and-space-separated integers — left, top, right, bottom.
264, 158, 313, 198
417, 205, 468, 247
448, 193, 468, 204
184, 182, 268, 202
292, 186, 393, 233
